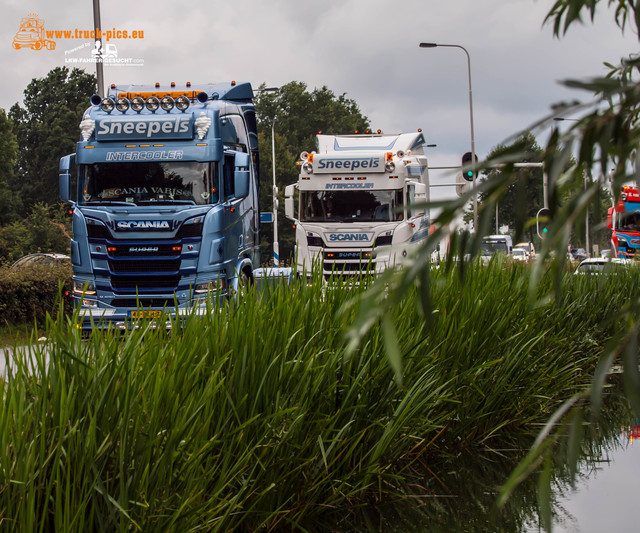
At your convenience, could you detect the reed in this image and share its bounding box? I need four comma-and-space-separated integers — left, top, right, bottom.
0, 261, 631, 531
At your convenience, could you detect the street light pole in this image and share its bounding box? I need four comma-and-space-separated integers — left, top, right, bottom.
271, 117, 279, 267
554, 117, 589, 256
420, 42, 477, 229
92, 0, 104, 97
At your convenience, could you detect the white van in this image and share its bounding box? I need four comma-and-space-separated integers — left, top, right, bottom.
480, 235, 513, 262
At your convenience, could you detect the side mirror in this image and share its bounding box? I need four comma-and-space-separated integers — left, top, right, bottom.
233, 152, 251, 198
284, 184, 296, 220
59, 153, 75, 203
234, 171, 250, 199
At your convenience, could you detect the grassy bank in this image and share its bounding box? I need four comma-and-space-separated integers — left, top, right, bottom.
0, 262, 632, 531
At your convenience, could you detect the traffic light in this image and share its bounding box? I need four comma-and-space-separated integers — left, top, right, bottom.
461, 151, 478, 182
537, 207, 551, 238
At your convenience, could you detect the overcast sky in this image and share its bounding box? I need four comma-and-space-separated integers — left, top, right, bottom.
2, 0, 638, 198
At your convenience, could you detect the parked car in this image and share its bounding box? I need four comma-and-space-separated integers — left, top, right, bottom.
10, 253, 70, 270
514, 242, 535, 261
574, 257, 630, 275
511, 248, 529, 262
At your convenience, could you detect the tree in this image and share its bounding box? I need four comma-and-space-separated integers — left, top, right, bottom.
473, 132, 613, 251
254, 82, 370, 263
9, 67, 96, 213
471, 132, 545, 242
0, 110, 18, 224
0, 203, 71, 263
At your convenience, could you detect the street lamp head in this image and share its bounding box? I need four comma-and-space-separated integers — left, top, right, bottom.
419, 42, 438, 48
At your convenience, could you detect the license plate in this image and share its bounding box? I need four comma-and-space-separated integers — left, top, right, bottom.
128, 309, 162, 319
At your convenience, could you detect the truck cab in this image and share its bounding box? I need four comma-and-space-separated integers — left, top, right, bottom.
60, 81, 261, 331
284, 132, 430, 280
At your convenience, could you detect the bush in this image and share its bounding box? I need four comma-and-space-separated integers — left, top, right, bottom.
0, 262, 72, 325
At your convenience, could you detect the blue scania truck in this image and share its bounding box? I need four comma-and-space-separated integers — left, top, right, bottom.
59, 81, 261, 330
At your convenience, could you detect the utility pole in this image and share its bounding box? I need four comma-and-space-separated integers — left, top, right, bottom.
92, 0, 104, 97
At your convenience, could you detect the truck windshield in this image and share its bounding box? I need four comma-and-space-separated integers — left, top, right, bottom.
481, 240, 508, 255
617, 211, 640, 231
79, 161, 217, 205
300, 190, 403, 223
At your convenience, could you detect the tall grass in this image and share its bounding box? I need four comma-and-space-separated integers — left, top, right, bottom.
0, 261, 632, 531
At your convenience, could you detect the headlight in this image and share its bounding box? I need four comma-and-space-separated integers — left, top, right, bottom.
116, 97, 129, 113
175, 95, 190, 111
131, 97, 145, 112
100, 98, 115, 113
194, 278, 226, 295
160, 96, 175, 112
385, 161, 395, 172
306, 233, 323, 247
145, 96, 160, 112
73, 280, 96, 295
302, 161, 313, 174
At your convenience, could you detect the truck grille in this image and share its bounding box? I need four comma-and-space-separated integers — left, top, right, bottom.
323, 248, 376, 281
109, 259, 180, 273
111, 275, 181, 290
87, 219, 202, 296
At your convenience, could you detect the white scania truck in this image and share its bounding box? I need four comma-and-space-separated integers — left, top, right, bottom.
284, 132, 430, 280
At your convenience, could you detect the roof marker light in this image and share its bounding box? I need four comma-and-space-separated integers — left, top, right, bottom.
171, 82, 175, 87
186, 81, 191, 87
155, 82, 160, 88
